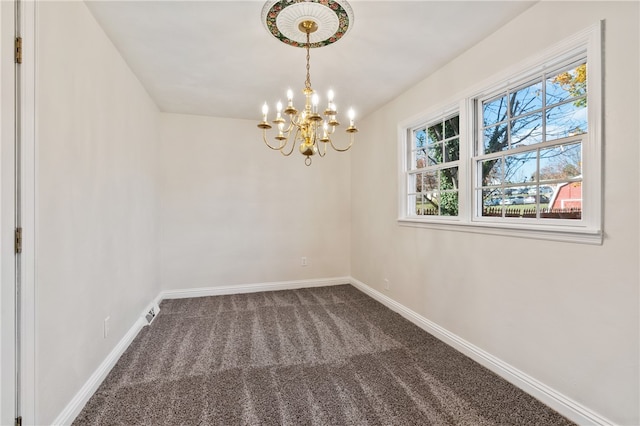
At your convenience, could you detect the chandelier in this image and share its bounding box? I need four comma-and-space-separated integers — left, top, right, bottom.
258, 0, 357, 166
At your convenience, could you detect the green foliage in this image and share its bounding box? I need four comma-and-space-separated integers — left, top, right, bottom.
553, 63, 587, 107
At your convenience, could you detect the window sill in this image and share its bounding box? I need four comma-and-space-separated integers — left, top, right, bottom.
397, 218, 602, 245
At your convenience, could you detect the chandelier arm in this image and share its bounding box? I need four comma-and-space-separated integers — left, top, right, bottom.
291, 113, 302, 128
285, 120, 295, 133
328, 133, 355, 152
279, 128, 299, 156
262, 130, 289, 151
312, 124, 327, 157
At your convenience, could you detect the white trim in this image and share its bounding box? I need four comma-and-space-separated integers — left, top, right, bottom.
19, 0, 37, 424
0, 1, 17, 424
160, 276, 350, 300
348, 277, 615, 426
397, 218, 602, 245
51, 316, 148, 426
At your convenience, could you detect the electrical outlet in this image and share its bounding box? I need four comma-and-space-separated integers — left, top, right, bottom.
301, 256, 308, 266
104, 316, 110, 338
383, 278, 390, 291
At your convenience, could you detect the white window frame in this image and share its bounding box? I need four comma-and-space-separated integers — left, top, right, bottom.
398, 22, 602, 245
403, 107, 463, 220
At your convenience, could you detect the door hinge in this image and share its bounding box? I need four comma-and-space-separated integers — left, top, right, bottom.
15, 37, 22, 64
15, 227, 22, 254
15, 416, 22, 426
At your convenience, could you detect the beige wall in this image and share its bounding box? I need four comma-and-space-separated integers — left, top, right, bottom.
350, 2, 639, 424
36, 2, 160, 424
158, 113, 351, 290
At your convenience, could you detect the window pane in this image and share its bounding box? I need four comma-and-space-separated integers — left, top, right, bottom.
415, 149, 426, 169
503, 187, 528, 212
414, 128, 427, 149
427, 143, 442, 166
546, 62, 587, 106
483, 188, 502, 206
481, 158, 502, 186
512, 81, 543, 116
521, 204, 539, 218
483, 95, 508, 126
504, 150, 537, 184
427, 123, 443, 143
423, 171, 438, 192
546, 101, 587, 140
414, 173, 424, 192
481, 189, 503, 217
445, 116, 460, 138
522, 191, 550, 207
542, 182, 582, 220
483, 124, 508, 154
511, 113, 543, 147
540, 185, 554, 195
441, 167, 458, 189
444, 138, 459, 162
423, 193, 439, 215
440, 192, 458, 216
539, 142, 582, 181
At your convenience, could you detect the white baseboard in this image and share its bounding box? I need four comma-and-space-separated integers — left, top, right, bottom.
348, 277, 614, 426
51, 316, 148, 426
160, 276, 351, 300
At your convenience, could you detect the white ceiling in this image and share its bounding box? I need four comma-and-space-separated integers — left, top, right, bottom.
85, 1, 536, 121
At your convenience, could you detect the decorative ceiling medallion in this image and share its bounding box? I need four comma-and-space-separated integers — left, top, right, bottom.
262, 0, 354, 48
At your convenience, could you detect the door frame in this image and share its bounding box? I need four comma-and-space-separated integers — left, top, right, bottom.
0, 0, 18, 422
1, 0, 35, 424
19, 0, 36, 423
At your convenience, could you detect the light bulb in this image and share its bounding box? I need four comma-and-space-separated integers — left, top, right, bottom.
327, 90, 335, 110
276, 101, 282, 112
287, 89, 293, 103
262, 102, 268, 120
348, 108, 355, 126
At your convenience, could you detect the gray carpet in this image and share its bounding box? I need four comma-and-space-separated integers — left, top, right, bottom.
72, 284, 575, 425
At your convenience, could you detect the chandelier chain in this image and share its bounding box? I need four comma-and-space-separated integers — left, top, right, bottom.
305, 31, 311, 90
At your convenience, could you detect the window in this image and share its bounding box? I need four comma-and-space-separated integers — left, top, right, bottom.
476, 61, 586, 222
398, 23, 601, 244
407, 114, 460, 217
